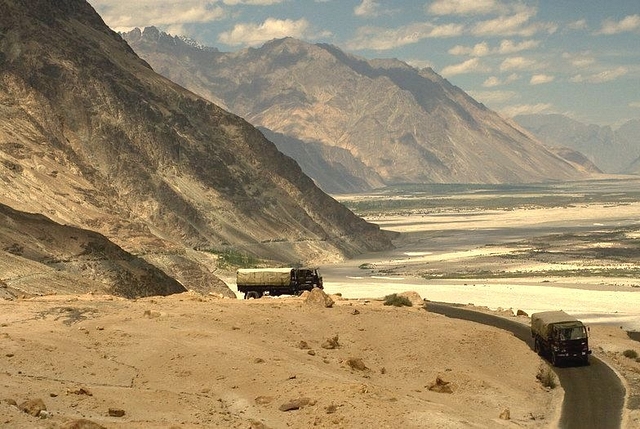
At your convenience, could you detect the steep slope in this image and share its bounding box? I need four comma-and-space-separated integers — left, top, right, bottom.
0, 202, 191, 298
122, 28, 591, 191
0, 0, 393, 296
515, 114, 640, 174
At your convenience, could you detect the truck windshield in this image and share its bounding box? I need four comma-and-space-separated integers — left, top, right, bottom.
558, 327, 586, 340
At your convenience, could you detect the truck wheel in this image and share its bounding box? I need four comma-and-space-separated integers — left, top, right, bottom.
551, 351, 558, 366
245, 291, 261, 299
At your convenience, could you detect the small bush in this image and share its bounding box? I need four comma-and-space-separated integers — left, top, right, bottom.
622, 349, 638, 359
536, 364, 557, 389
383, 294, 413, 307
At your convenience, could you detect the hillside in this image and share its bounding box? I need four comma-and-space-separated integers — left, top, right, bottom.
122, 27, 592, 193
515, 114, 640, 174
0, 0, 393, 297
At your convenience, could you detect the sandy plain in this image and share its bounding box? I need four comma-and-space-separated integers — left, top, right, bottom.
2, 180, 640, 428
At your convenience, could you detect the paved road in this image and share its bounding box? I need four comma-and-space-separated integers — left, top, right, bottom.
425, 302, 625, 429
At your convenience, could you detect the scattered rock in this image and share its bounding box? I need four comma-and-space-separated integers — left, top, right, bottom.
108, 408, 126, 417
143, 310, 161, 318
248, 419, 270, 429
351, 309, 360, 315
398, 291, 423, 306
346, 357, 368, 371
307, 350, 316, 356
321, 335, 340, 349
325, 403, 338, 414
499, 408, 511, 420
304, 288, 334, 308
278, 397, 314, 411
2, 398, 17, 406
380, 367, 387, 374
62, 419, 107, 429
297, 340, 310, 349
516, 309, 528, 317
18, 398, 46, 417
254, 357, 265, 363
255, 396, 274, 405
428, 376, 453, 394
67, 387, 92, 396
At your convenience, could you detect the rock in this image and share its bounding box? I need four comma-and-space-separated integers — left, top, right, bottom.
398, 291, 423, 306
255, 396, 273, 405
351, 309, 360, 315
62, 419, 107, 429
297, 340, 310, 349
18, 398, 47, 417
304, 288, 334, 308
2, 398, 17, 406
321, 335, 340, 349
108, 408, 126, 417
346, 357, 368, 371
428, 376, 453, 394
516, 309, 528, 317
248, 420, 270, 429
279, 397, 314, 411
67, 387, 92, 396
499, 408, 511, 420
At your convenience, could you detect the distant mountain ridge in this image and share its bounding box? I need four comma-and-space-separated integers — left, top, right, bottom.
0, 0, 393, 297
514, 114, 640, 174
122, 27, 592, 192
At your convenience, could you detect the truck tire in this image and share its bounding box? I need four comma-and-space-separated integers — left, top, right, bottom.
245, 291, 261, 299
551, 351, 559, 367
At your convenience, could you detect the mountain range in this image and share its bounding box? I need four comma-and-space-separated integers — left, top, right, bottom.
514, 114, 640, 174
122, 27, 593, 194
0, 0, 393, 297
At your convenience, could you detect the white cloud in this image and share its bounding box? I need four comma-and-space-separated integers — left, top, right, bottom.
500, 56, 537, 72
570, 67, 628, 84
471, 8, 557, 37
497, 39, 540, 54
530, 74, 554, 85
482, 76, 501, 87
596, 14, 640, 35
441, 58, 490, 76
89, 1, 225, 31
223, 0, 284, 4
450, 39, 539, 57
467, 89, 517, 104
449, 42, 490, 57
427, 0, 504, 16
500, 103, 553, 117
562, 52, 596, 68
346, 22, 464, 50
567, 19, 588, 31
354, 0, 381, 17
218, 17, 310, 46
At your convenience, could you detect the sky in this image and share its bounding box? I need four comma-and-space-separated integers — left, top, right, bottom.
87, 0, 640, 127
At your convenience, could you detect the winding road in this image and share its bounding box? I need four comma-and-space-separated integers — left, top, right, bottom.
425, 302, 626, 429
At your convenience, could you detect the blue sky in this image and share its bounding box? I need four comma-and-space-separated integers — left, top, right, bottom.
88, 0, 640, 127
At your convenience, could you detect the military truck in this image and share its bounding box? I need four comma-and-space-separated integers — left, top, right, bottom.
236, 268, 323, 299
531, 310, 591, 366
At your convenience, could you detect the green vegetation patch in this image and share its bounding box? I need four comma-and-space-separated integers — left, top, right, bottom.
383, 293, 413, 307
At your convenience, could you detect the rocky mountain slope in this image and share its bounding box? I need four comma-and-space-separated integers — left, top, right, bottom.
122, 27, 592, 193
515, 114, 640, 174
0, 202, 191, 298
0, 0, 393, 297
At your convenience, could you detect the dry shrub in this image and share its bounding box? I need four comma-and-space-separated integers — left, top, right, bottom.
622, 349, 638, 359
536, 364, 557, 389
383, 294, 412, 307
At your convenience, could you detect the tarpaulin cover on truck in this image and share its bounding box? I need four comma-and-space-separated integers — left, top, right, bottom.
236, 268, 293, 286
531, 310, 580, 337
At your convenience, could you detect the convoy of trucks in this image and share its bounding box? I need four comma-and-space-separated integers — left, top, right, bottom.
236, 267, 323, 299
531, 310, 591, 366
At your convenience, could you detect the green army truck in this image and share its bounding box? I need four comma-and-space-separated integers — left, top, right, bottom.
236, 268, 323, 299
531, 310, 591, 366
